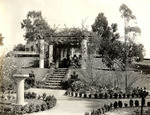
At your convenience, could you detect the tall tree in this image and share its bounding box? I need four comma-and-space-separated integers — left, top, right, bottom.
92, 11, 144, 92
21, 11, 52, 68
119, 4, 143, 92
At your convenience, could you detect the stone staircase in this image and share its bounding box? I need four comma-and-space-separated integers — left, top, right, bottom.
42, 68, 68, 89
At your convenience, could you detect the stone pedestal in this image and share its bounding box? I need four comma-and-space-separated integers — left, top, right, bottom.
40, 39, 44, 68
13, 74, 29, 106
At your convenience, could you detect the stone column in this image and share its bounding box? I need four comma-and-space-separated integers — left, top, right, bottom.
71, 48, 75, 58
64, 48, 67, 58
81, 37, 88, 69
39, 39, 44, 68
49, 44, 53, 67
13, 74, 29, 106
60, 48, 64, 61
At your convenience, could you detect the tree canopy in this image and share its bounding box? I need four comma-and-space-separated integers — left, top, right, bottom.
92, 11, 144, 71
13, 43, 25, 51
21, 11, 54, 42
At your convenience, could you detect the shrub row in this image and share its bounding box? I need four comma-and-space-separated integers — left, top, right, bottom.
85, 100, 150, 115
66, 91, 148, 99
0, 94, 57, 115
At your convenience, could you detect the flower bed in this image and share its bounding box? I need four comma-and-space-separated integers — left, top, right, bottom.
65, 91, 148, 99
0, 92, 57, 115
85, 99, 150, 115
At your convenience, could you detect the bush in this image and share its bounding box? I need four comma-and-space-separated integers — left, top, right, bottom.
23, 105, 30, 113
118, 101, 123, 108
127, 94, 130, 98
129, 99, 133, 107
42, 93, 47, 100
114, 101, 118, 108
94, 94, 98, 99
89, 94, 92, 98
75, 92, 78, 97
147, 102, 150, 107
135, 100, 139, 107
84, 94, 87, 98
110, 94, 112, 98
105, 93, 108, 99
41, 103, 47, 111
119, 94, 122, 98
29, 104, 36, 113
131, 93, 135, 98
114, 93, 118, 99
35, 105, 41, 112
123, 93, 126, 98
99, 93, 103, 99
124, 103, 128, 107
79, 93, 82, 97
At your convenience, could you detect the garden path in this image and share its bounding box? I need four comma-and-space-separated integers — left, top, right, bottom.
25, 88, 149, 115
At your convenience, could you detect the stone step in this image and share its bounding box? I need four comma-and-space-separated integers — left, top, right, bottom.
49, 76, 64, 78
52, 74, 65, 76
44, 82, 61, 86
41, 85, 62, 89
48, 78, 64, 80
45, 80, 62, 83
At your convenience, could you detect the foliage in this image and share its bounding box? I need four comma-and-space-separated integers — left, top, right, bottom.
13, 43, 25, 51
130, 99, 134, 107
21, 11, 54, 42
0, 33, 4, 46
135, 100, 139, 107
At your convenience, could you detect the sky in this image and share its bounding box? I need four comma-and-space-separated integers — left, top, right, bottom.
0, 0, 150, 58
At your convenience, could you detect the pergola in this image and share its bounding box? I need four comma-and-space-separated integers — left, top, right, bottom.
39, 35, 93, 69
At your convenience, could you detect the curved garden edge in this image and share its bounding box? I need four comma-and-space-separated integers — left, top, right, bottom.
0, 91, 57, 115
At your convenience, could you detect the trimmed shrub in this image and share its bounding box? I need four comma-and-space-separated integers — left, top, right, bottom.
114, 101, 118, 108
114, 93, 118, 99
94, 94, 98, 99
75, 92, 78, 97
99, 93, 103, 99
147, 102, 150, 107
79, 93, 82, 97
110, 94, 112, 98
127, 94, 130, 98
131, 93, 135, 98
37, 95, 41, 99
84, 94, 87, 98
42, 93, 47, 100
89, 94, 92, 98
35, 105, 41, 112
123, 93, 126, 98
23, 105, 30, 113
124, 103, 128, 107
118, 101, 123, 108
41, 103, 47, 111
119, 94, 122, 98
135, 100, 139, 107
104, 93, 108, 99
129, 99, 133, 107
29, 104, 36, 113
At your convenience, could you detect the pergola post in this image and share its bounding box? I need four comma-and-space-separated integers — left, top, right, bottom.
81, 36, 88, 69
49, 44, 53, 67
13, 74, 29, 106
39, 39, 44, 68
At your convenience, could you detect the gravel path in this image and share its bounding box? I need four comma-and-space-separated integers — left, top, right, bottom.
25, 88, 149, 115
